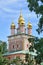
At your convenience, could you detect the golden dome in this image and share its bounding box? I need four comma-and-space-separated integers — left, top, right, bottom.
19, 19, 25, 25
27, 22, 32, 29
18, 10, 25, 25
11, 22, 15, 29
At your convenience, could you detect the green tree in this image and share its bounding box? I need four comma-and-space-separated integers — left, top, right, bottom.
0, 41, 7, 54
25, 54, 34, 65
25, 37, 43, 64
25, 38, 37, 65
27, 0, 43, 34
28, 37, 43, 64
0, 52, 10, 65
34, 38, 43, 64
12, 57, 22, 65
2, 42, 7, 53
0, 41, 9, 65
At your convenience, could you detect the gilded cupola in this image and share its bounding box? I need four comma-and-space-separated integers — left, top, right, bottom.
27, 22, 32, 29
11, 22, 15, 29
18, 10, 25, 25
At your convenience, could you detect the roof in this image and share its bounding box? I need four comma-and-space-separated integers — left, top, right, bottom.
3, 50, 37, 56
8, 33, 34, 38
27, 22, 32, 29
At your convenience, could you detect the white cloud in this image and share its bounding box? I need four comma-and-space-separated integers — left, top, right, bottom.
0, 0, 27, 13
1, 7, 19, 13
0, 0, 17, 5
0, 0, 37, 21
0, 0, 18, 9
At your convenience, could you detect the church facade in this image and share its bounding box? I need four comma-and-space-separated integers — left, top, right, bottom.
3, 11, 33, 61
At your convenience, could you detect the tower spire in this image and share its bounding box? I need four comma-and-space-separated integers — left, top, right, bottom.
18, 9, 25, 25
20, 9, 22, 16
11, 18, 15, 29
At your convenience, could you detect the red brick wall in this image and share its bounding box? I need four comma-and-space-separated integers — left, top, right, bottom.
4, 54, 25, 60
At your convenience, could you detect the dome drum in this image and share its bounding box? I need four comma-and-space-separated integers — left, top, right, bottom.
11, 22, 15, 29
27, 22, 32, 29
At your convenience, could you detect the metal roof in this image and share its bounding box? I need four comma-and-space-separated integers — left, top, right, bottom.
3, 50, 37, 56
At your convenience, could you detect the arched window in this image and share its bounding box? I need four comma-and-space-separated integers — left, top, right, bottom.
17, 44, 18, 48
27, 44, 28, 48
13, 45, 14, 48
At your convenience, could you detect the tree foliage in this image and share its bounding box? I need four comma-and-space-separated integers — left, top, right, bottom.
0, 50, 10, 65
0, 53, 10, 65
34, 38, 43, 63
25, 54, 34, 65
0, 41, 7, 54
28, 37, 43, 64
25, 38, 37, 65
27, 0, 43, 34
12, 57, 22, 65
27, 37, 43, 64
0, 41, 9, 65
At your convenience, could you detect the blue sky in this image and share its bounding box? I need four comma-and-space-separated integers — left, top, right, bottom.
0, 0, 43, 42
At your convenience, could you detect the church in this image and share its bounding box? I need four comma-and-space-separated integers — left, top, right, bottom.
3, 11, 35, 61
